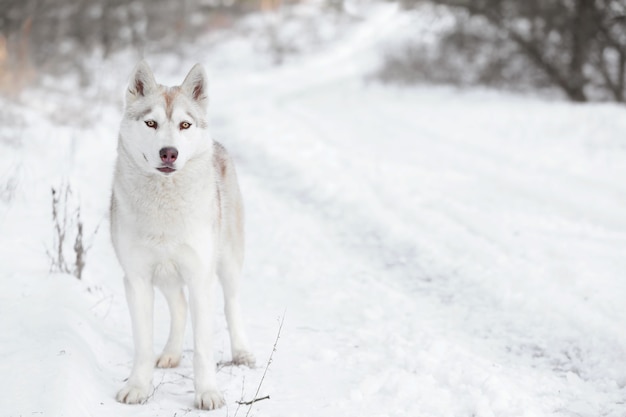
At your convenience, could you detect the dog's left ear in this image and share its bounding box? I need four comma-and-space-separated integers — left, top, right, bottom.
181, 63, 208, 111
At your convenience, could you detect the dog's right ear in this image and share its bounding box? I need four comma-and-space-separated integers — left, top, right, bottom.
126, 60, 157, 105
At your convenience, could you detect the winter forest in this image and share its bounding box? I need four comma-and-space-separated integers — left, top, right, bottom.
1, 0, 626, 416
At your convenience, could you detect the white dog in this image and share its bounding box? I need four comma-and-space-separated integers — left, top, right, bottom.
110, 61, 255, 410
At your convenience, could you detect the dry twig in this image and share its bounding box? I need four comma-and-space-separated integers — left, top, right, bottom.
241, 312, 285, 417
237, 395, 270, 406
47, 183, 97, 280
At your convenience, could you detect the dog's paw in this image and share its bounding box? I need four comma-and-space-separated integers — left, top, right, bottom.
232, 349, 256, 368
116, 383, 150, 404
195, 390, 225, 410
156, 352, 181, 368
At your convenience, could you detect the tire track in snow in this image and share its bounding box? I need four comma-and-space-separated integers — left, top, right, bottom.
210, 78, 626, 416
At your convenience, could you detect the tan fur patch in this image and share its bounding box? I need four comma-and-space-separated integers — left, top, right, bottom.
213, 142, 229, 179
215, 180, 222, 224
162, 86, 181, 120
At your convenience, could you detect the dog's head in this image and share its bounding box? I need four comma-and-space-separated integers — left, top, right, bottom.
120, 61, 211, 176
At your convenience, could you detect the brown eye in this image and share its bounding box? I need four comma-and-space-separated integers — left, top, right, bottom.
145, 120, 157, 129
180, 121, 191, 130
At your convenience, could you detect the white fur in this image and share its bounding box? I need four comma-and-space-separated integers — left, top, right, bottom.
111, 61, 255, 410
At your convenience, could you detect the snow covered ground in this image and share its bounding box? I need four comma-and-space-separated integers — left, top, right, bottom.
2, 3, 626, 417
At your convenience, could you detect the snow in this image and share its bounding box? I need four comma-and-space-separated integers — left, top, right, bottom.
2, 3, 626, 417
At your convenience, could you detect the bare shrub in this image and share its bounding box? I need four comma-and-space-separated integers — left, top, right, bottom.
234, 313, 285, 417
0, 176, 18, 203
378, 15, 552, 91
385, 0, 626, 102
47, 183, 96, 279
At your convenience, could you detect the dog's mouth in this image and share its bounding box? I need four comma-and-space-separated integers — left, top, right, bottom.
157, 166, 176, 174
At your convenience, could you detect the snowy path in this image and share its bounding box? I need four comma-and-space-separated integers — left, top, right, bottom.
2, 8, 626, 417
210, 72, 626, 416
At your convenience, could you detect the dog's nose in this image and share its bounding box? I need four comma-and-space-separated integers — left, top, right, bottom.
159, 147, 178, 164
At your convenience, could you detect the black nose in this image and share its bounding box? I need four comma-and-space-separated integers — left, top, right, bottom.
159, 147, 178, 164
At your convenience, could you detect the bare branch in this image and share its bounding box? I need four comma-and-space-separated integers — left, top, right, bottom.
47, 182, 95, 279
243, 312, 285, 417
237, 395, 270, 406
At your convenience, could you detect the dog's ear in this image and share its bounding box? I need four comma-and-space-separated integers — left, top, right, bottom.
126, 60, 157, 105
180, 63, 208, 111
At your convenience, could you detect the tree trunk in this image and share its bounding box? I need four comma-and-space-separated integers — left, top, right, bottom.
567, 0, 595, 102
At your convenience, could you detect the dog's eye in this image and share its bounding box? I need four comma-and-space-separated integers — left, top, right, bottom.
180, 121, 191, 130
145, 120, 157, 129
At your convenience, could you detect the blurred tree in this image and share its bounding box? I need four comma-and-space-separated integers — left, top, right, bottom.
0, 0, 260, 90
0, 0, 336, 95
396, 0, 626, 102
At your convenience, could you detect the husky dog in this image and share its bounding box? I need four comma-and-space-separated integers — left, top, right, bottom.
110, 61, 255, 410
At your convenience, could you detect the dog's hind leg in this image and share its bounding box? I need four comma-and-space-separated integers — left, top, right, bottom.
156, 286, 187, 368
217, 257, 255, 367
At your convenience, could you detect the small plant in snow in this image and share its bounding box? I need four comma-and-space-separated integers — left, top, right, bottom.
47, 183, 96, 279
234, 313, 284, 417
0, 175, 18, 203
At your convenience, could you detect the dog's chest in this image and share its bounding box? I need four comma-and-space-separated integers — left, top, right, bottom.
120, 174, 218, 248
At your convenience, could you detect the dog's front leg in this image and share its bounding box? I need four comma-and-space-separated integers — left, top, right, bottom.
188, 271, 224, 410
117, 275, 154, 404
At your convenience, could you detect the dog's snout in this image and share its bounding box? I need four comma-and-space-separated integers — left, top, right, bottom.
159, 147, 178, 164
